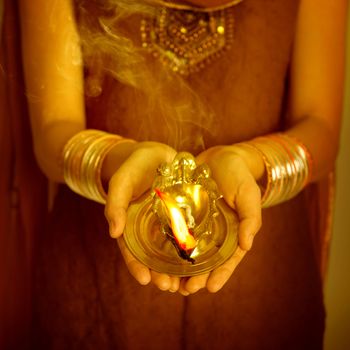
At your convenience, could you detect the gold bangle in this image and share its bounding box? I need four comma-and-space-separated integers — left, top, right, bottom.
244, 134, 312, 208
63, 130, 102, 196
62, 130, 136, 204
234, 142, 273, 204
255, 138, 294, 204
83, 136, 135, 203
82, 135, 124, 202
273, 133, 313, 185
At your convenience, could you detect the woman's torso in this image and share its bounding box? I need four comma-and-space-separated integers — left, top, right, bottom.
85, 0, 299, 151
33, 1, 325, 349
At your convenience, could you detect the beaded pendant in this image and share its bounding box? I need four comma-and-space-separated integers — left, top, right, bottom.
140, 7, 235, 75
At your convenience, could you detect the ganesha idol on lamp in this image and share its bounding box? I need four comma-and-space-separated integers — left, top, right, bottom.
124, 152, 239, 276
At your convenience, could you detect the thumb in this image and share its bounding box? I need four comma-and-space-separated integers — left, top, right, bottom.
104, 169, 133, 238
235, 182, 262, 251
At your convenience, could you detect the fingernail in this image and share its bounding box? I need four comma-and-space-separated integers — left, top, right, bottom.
139, 277, 151, 286
109, 220, 117, 238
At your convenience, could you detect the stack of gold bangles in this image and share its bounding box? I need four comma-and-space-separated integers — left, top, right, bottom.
62, 130, 312, 208
62, 129, 135, 204
242, 133, 313, 208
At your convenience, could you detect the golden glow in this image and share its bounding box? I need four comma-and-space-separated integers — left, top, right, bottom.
155, 189, 197, 250
217, 25, 225, 35
180, 27, 188, 34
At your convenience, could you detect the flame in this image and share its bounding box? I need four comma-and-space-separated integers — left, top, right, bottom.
155, 189, 197, 251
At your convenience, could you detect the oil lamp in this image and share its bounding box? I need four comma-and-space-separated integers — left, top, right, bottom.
124, 152, 238, 276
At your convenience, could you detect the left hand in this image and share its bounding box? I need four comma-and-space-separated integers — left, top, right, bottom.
178, 145, 263, 295
104, 141, 181, 292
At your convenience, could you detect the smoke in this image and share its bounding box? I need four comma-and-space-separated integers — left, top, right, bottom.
75, 0, 217, 151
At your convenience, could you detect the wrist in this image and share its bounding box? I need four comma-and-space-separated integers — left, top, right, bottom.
62, 129, 135, 204
228, 144, 266, 182
241, 133, 312, 208
102, 140, 176, 184
101, 141, 137, 183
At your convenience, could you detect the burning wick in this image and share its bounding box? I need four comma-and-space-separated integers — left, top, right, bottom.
154, 189, 197, 254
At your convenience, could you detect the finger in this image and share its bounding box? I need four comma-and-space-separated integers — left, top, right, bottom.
169, 276, 180, 293
235, 182, 262, 251
195, 147, 216, 165
184, 273, 210, 294
117, 237, 151, 285
105, 170, 134, 238
206, 247, 246, 293
105, 148, 171, 238
178, 278, 190, 296
150, 271, 172, 291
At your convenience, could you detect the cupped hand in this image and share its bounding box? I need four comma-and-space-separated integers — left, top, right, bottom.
104, 141, 181, 292
178, 145, 263, 295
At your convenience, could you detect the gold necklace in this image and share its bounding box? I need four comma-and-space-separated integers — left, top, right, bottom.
140, 1, 243, 75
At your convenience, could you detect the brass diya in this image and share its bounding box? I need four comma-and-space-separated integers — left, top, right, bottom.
124, 152, 238, 276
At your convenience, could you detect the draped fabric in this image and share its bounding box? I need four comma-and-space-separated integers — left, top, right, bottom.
0, 0, 334, 349
0, 1, 47, 348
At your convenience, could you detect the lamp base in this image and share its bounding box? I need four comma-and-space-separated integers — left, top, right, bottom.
124, 193, 238, 277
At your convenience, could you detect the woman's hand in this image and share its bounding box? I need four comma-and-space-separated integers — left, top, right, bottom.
178, 145, 264, 295
104, 141, 181, 292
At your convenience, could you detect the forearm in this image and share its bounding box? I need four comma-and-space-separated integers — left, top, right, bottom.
33, 121, 140, 186
32, 121, 85, 183
20, 0, 88, 182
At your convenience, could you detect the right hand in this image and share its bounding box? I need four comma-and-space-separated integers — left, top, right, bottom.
104, 141, 182, 292
177, 145, 263, 295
